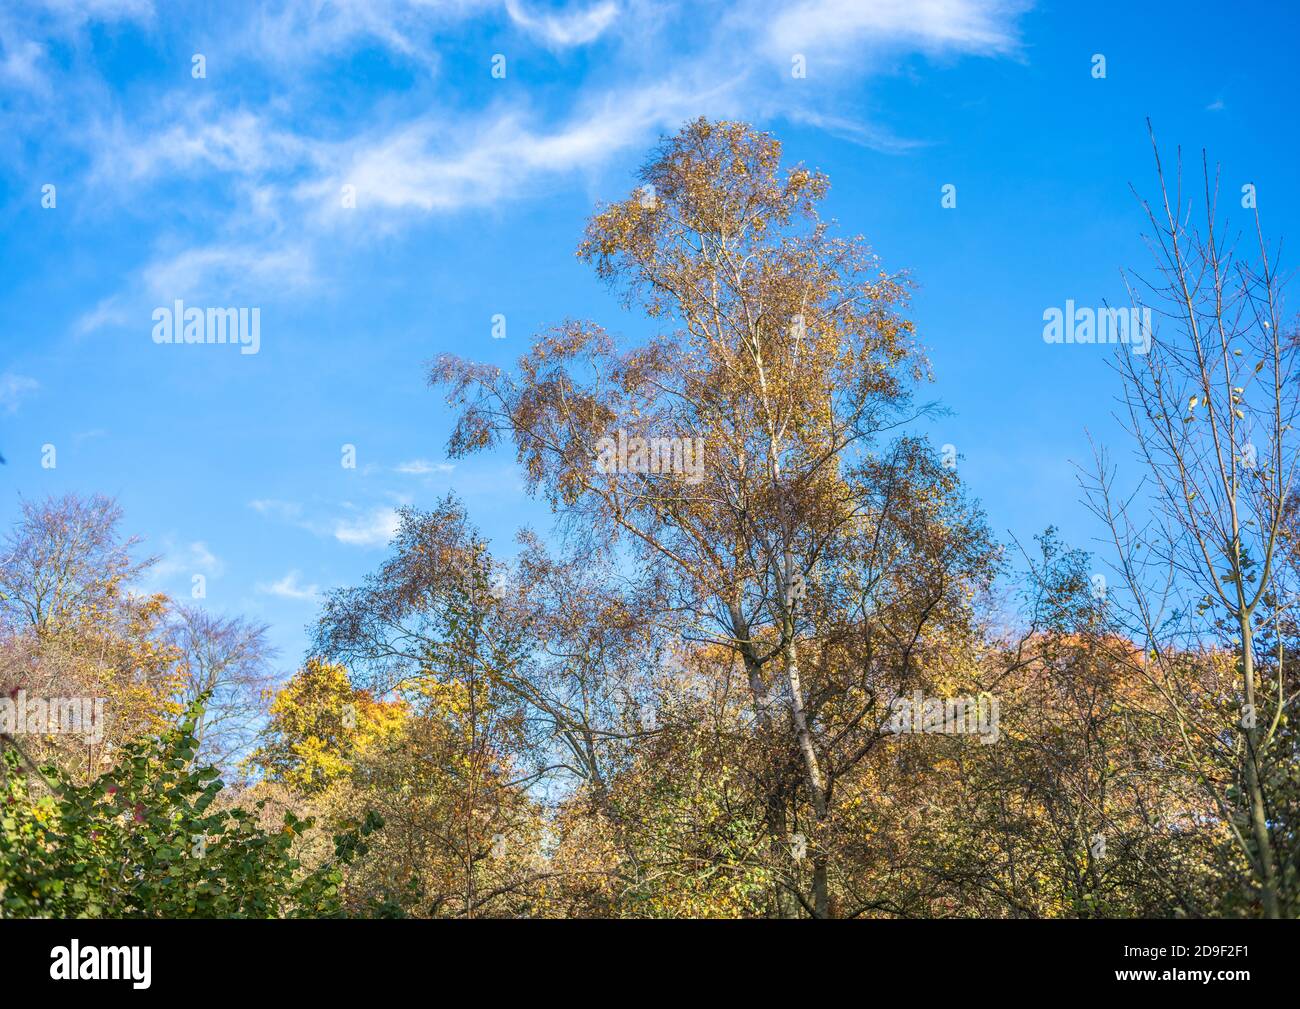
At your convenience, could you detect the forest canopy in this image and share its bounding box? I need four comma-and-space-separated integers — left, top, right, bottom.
2, 120, 1296, 919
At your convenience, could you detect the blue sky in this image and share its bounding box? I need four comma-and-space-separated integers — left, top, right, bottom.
1, 0, 1297, 668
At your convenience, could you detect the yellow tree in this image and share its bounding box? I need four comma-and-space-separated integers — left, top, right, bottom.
310, 501, 558, 916
251, 657, 405, 795
434, 118, 995, 916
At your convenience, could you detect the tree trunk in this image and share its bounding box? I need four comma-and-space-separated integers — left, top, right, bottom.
785, 641, 831, 917
1239, 624, 1280, 918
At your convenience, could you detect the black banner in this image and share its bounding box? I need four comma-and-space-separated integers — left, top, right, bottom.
0, 919, 1288, 997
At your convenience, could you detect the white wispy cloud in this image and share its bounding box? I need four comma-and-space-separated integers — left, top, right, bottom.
92, 107, 316, 185
0, 372, 39, 413
333, 507, 400, 547
36, 0, 154, 26
395, 459, 454, 475
149, 539, 225, 583
238, 0, 469, 73
71, 233, 314, 332
763, 0, 1026, 61
0, 30, 48, 95
74, 295, 130, 336
25, 0, 1030, 309
141, 240, 316, 301
256, 569, 320, 600
240, 0, 616, 73
300, 75, 732, 223
504, 0, 619, 47
251, 498, 402, 549
249, 498, 304, 521
0, 0, 153, 99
